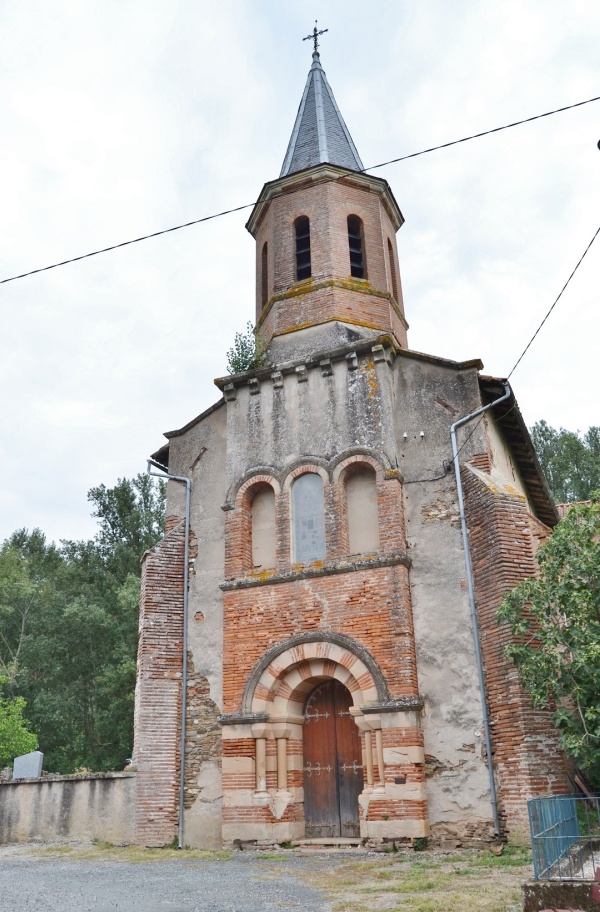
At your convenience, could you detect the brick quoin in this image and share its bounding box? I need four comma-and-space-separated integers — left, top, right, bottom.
462, 463, 569, 837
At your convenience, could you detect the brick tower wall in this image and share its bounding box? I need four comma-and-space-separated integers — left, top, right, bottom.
251, 170, 408, 350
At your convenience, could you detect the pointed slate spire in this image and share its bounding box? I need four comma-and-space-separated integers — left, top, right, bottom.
280, 52, 364, 177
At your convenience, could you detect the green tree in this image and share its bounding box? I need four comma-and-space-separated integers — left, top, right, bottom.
0, 529, 63, 683
0, 677, 38, 767
0, 475, 165, 773
498, 493, 600, 785
531, 421, 600, 503
226, 321, 264, 374
87, 473, 166, 580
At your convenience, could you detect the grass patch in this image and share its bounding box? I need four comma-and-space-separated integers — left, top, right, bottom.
301, 847, 530, 912
14, 843, 230, 864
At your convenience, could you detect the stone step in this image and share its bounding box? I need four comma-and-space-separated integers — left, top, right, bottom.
291, 837, 362, 847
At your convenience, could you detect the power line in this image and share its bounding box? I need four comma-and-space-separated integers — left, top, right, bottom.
366, 94, 600, 171
2, 93, 599, 287
453, 223, 600, 461
508, 224, 600, 379
0, 202, 256, 286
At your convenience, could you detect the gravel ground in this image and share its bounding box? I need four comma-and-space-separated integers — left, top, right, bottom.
0, 846, 334, 912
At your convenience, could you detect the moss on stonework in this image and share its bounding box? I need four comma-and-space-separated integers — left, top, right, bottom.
245, 567, 280, 583
385, 469, 402, 480
362, 357, 380, 399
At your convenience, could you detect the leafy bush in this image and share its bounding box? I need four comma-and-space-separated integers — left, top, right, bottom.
498, 493, 600, 784
0, 678, 38, 767
226, 322, 264, 374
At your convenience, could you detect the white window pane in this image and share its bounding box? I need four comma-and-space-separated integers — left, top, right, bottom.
293, 474, 325, 562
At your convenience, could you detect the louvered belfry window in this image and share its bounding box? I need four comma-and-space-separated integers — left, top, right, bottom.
388, 238, 399, 301
261, 242, 268, 307
295, 216, 311, 280
348, 215, 365, 279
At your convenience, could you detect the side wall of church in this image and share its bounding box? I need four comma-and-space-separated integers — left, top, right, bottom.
462, 458, 569, 841
164, 403, 228, 849
395, 355, 500, 842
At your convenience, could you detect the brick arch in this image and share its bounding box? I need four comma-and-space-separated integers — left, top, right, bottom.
253, 654, 375, 718
331, 447, 389, 482
224, 473, 280, 577
333, 452, 385, 485
281, 460, 329, 493
235, 473, 281, 509
225, 466, 281, 509
241, 631, 390, 715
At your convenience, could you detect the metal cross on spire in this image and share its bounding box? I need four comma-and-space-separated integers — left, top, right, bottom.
303, 20, 328, 54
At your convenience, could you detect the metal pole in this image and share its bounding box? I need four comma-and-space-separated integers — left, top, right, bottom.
147, 458, 191, 849
450, 381, 511, 836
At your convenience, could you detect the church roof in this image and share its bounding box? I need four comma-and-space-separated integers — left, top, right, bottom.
280, 52, 364, 177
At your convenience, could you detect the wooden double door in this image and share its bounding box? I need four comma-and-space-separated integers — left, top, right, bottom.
303, 680, 364, 838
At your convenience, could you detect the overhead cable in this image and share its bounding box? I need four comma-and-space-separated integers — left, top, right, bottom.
453, 223, 600, 460
1, 93, 599, 287
507, 224, 600, 378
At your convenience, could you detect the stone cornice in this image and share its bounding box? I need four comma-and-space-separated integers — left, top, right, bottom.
246, 163, 404, 237
220, 552, 410, 591
214, 334, 399, 394
218, 712, 269, 727
214, 333, 483, 399
362, 698, 424, 713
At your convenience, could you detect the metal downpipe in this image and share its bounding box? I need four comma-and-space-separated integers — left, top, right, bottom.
147, 458, 191, 850
450, 381, 511, 837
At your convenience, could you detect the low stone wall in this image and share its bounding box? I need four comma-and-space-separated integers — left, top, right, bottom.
522, 878, 599, 911
0, 772, 136, 845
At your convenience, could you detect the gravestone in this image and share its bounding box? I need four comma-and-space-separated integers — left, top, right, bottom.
13, 750, 44, 779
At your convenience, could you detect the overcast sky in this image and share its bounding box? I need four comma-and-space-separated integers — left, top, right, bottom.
1, 0, 598, 545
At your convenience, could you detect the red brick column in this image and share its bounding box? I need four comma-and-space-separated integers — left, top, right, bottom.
133, 522, 185, 846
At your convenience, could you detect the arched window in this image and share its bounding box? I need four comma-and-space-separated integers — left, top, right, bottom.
346, 467, 380, 554
251, 485, 276, 569
261, 242, 268, 308
295, 216, 311, 280
292, 473, 325, 562
348, 215, 365, 279
387, 238, 399, 301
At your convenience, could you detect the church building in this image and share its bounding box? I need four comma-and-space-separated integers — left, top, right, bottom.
132, 45, 568, 849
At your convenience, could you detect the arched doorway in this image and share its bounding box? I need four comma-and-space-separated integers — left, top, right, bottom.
303, 680, 364, 838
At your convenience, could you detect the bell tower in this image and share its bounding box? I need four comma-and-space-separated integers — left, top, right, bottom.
246, 48, 408, 362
